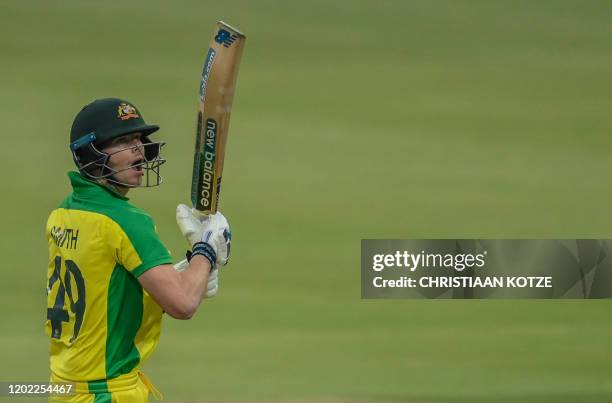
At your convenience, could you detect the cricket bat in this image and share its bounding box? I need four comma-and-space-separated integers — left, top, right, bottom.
191, 21, 246, 214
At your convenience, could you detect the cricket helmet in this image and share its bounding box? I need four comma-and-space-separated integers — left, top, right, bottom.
69, 97, 166, 187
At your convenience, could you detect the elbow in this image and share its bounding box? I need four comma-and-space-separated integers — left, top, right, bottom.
166, 297, 199, 320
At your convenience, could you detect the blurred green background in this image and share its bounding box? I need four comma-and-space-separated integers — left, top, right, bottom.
2, 0, 612, 402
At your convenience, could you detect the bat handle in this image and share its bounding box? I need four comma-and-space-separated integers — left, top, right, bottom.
191, 207, 212, 219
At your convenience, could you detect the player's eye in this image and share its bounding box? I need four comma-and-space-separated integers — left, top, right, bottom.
116, 135, 140, 146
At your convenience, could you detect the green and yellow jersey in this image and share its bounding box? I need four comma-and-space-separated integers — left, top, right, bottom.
45, 171, 172, 384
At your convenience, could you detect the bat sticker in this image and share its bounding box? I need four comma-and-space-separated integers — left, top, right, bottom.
199, 48, 216, 102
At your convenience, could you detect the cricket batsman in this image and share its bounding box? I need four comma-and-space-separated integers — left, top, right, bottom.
45, 97, 230, 402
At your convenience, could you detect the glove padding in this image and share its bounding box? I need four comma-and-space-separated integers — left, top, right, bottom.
176, 204, 231, 266
173, 259, 219, 299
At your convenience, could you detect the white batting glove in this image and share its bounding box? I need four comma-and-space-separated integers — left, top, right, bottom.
176, 204, 231, 267
173, 259, 219, 298
204, 269, 219, 298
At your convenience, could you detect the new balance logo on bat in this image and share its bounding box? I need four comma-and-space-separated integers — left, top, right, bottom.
215, 29, 239, 48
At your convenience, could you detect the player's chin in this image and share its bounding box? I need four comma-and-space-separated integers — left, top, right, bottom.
123, 169, 144, 186
131, 172, 144, 186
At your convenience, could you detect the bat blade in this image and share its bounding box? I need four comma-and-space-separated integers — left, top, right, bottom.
191, 21, 246, 214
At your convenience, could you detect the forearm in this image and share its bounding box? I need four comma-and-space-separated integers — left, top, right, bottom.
178, 254, 212, 307
139, 257, 212, 320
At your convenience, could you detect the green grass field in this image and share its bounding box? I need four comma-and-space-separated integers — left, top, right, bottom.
2, 1, 612, 401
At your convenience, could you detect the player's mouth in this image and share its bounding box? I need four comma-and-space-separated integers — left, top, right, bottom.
131, 159, 145, 174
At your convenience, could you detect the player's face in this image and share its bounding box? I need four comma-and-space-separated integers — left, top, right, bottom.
102, 132, 145, 187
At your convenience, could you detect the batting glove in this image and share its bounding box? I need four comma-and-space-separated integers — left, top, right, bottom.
176, 204, 231, 267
